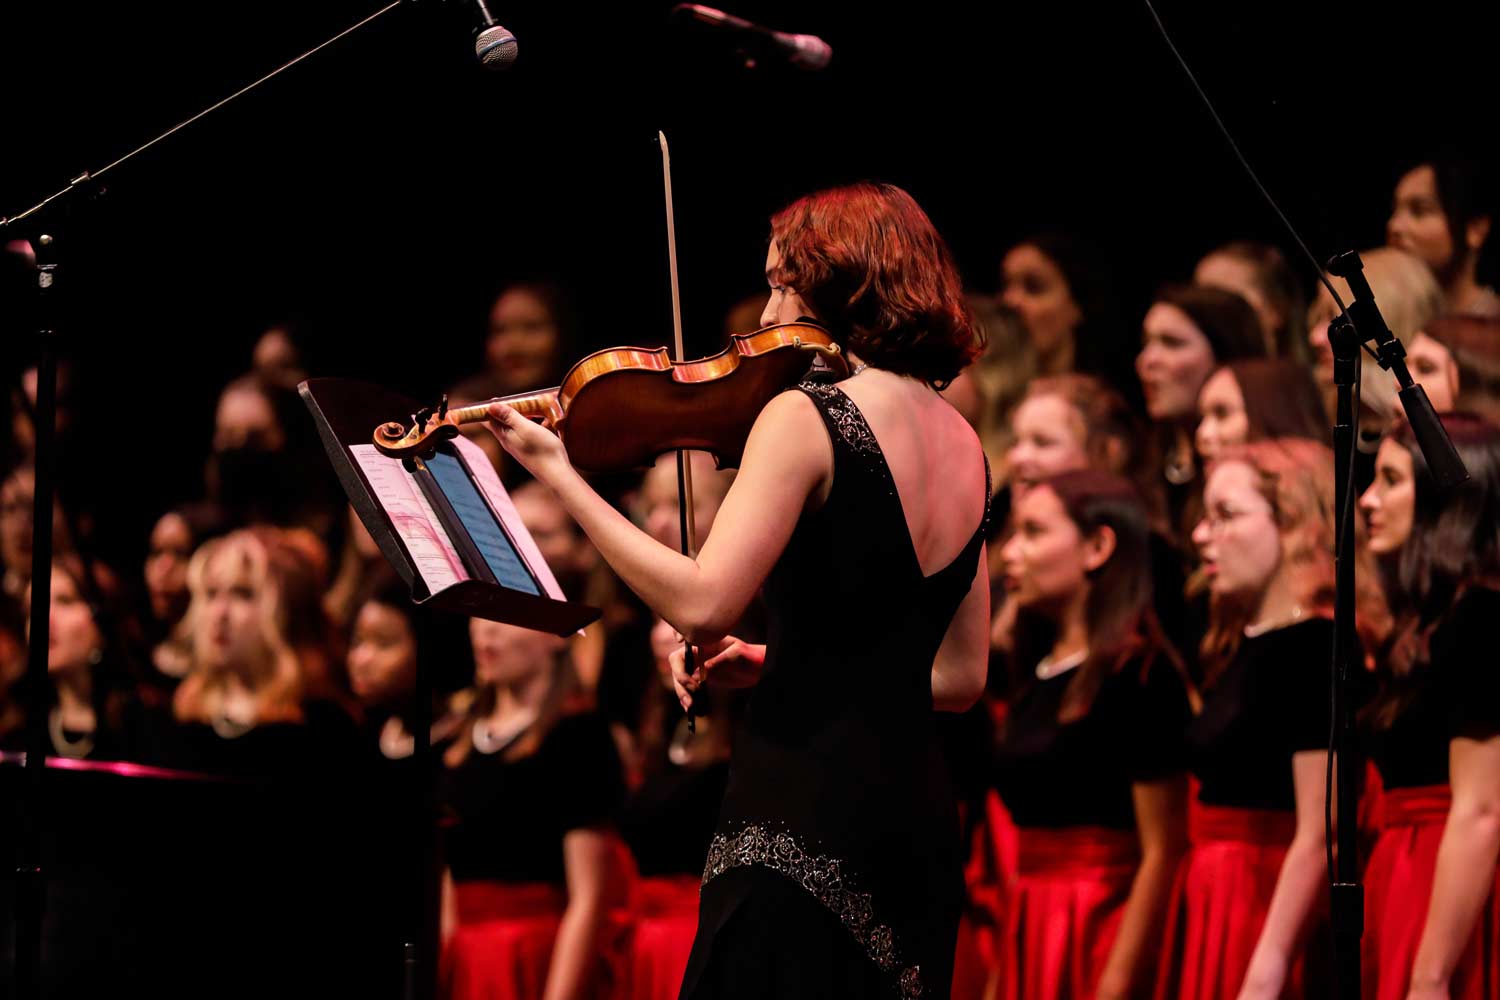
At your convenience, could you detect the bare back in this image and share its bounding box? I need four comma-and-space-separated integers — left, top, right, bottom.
833, 372, 988, 576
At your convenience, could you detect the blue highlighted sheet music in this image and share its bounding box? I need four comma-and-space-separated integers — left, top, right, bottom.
423, 451, 541, 595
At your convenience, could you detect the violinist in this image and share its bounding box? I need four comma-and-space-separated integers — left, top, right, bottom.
484, 182, 991, 1000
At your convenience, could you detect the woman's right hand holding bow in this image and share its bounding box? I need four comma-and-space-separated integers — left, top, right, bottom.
669, 635, 766, 712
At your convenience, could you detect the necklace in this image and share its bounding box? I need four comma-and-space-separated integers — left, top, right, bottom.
379, 716, 415, 760
1035, 648, 1087, 680
49, 707, 95, 759
473, 708, 538, 755
849, 362, 869, 377
210, 712, 254, 739
210, 687, 258, 739
1244, 605, 1306, 638
1163, 443, 1196, 486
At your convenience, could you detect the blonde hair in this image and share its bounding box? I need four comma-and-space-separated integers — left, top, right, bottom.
1312, 247, 1446, 421
172, 528, 305, 726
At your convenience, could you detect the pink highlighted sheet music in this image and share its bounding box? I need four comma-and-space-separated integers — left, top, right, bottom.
349, 437, 567, 603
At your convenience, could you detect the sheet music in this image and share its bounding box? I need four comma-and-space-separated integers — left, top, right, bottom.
452, 436, 569, 603
424, 451, 540, 595
350, 445, 466, 594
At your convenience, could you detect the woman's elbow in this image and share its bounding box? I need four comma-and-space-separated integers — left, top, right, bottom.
933, 692, 979, 713
561, 893, 607, 928
932, 674, 985, 713
1142, 831, 1190, 867
678, 615, 731, 647
1289, 829, 1329, 862
670, 594, 738, 646
1451, 797, 1500, 846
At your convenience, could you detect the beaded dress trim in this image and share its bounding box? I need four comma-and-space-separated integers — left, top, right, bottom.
703, 824, 924, 999
798, 381, 883, 458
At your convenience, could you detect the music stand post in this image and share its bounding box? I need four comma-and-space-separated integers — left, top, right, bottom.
404, 666, 440, 1000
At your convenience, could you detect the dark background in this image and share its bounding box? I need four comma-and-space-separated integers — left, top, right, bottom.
1, 0, 1495, 566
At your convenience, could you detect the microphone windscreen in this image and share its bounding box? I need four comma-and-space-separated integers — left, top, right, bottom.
475, 25, 518, 70
784, 34, 832, 71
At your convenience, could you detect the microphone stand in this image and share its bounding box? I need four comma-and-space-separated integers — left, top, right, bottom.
1324, 250, 1467, 1000
13, 229, 61, 1000
0, 5, 455, 998
1131, 9, 1469, 996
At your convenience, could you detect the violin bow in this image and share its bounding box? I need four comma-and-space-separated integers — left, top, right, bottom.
658, 130, 700, 734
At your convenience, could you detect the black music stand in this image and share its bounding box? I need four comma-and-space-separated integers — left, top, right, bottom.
301, 376, 601, 1000
300, 377, 600, 635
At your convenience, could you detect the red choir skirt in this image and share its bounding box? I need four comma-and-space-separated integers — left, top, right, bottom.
626, 875, 700, 1000
445, 881, 567, 1000
1000, 825, 1140, 1000
444, 880, 628, 1000
954, 791, 1021, 1000
1364, 785, 1500, 1000
1154, 803, 1298, 1000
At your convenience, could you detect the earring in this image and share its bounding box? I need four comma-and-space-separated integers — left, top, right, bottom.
87, 647, 104, 666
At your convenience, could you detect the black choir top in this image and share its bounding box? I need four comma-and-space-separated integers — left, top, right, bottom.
1365, 586, 1500, 789
0, 690, 165, 765
1187, 617, 1342, 811
994, 651, 1191, 830
442, 710, 624, 885
164, 699, 360, 778
619, 757, 731, 878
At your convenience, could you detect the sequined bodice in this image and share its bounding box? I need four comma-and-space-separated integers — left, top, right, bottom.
701, 380, 990, 999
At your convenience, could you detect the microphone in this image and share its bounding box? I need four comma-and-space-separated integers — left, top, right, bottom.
671, 4, 832, 71
1326, 250, 1469, 488
470, 0, 518, 71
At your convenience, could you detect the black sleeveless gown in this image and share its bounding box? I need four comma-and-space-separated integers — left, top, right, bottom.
678, 381, 991, 1000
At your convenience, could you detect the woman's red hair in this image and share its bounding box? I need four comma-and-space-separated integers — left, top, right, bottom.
769, 182, 981, 388
1199, 438, 1387, 680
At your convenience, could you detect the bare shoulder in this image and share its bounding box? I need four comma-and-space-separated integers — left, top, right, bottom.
930, 388, 986, 468
937, 392, 984, 448
756, 386, 822, 425
735, 388, 832, 498
744, 387, 826, 450
739, 388, 830, 466
926, 391, 989, 522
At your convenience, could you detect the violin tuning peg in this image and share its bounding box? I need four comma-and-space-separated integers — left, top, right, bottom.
439, 394, 449, 420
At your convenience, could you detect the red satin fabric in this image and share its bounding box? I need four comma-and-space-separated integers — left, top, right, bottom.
1363, 785, 1500, 1000
1154, 803, 1298, 1000
625, 875, 700, 1000
445, 882, 568, 1000
1000, 825, 1140, 1000
956, 790, 1021, 1000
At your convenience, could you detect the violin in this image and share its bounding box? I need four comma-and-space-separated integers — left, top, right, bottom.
378, 131, 815, 742
372, 320, 846, 471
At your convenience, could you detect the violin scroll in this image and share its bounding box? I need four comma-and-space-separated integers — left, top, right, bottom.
372, 391, 563, 459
